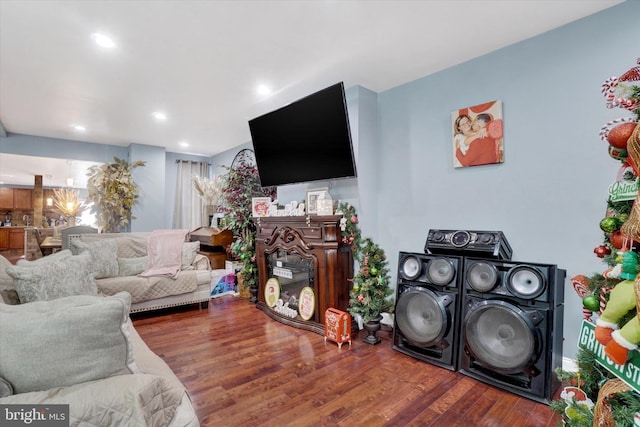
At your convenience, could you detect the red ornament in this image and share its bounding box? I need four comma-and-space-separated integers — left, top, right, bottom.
609, 230, 634, 250
594, 245, 611, 258
350, 215, 359, 224
607, 122, 637, 149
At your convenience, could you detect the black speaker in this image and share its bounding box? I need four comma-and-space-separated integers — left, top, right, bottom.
458, 257, 565, 403
392, 252, 463, 371
425, 229, 513, 260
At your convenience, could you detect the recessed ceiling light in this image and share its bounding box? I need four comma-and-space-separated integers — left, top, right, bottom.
179, 141, 189, 147
152, 112, 167, 121
91, 33, 116, 48
257, 84, 272, 96
70, 124, 86, 132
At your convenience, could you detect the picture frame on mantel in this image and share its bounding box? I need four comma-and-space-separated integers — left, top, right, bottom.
306, 187, 329, 215
252, 197, 271, 217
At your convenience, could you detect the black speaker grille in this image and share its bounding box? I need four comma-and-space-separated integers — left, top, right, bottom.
426, 258, 456, 286
506, 266, 545, 300
396, 288, 448, 346
465, 301, 538, 374
466, 261, 499, 292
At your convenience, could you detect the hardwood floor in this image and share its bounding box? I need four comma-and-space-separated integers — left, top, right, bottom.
132, 297, 562, 427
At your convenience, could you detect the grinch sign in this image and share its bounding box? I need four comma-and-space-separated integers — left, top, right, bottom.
608, 164, 639, 202
579, 320, 640, 393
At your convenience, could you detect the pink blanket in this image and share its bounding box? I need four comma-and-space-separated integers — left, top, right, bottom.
140, 229, 188, 279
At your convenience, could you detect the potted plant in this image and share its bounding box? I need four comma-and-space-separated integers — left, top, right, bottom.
219, 150, 274, 301
192, 174, 224, 226
86, 157, 145, 233
339, 203, 394, 345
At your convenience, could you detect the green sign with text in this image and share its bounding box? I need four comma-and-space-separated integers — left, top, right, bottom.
579, 320, 640, 393
608, 178, 639, 202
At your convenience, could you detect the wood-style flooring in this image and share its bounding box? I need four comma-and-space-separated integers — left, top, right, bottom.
132, 297, 562, 427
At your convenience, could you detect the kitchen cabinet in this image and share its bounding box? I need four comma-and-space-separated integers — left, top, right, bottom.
13, 189, 33, 209
9, 227, 25, 250
0, 228, 9, 250
0, 188, 12, 209
0, 188, 34, 209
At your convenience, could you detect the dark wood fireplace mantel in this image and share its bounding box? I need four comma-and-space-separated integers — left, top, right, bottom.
254, 215, 353, 335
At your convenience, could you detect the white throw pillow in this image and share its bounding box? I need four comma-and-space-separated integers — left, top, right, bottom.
0, 292, 139, 394
71, 239, 119, 279
6, 252, 98, 303
182, 241, 200, 269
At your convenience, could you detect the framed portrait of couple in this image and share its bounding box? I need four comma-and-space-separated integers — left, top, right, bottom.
452, 100, 504, 168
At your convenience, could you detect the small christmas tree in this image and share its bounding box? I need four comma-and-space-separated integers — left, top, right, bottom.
348, 238, 394, 322
338, 203, 394, 326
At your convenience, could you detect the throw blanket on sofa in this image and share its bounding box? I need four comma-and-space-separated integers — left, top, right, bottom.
141, 230, 188, 279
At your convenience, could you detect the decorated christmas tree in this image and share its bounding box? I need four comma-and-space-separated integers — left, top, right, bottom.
337, 203, 394, 336
551, 59, 640, 426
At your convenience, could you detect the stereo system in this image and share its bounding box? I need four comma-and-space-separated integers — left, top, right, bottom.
392, 230, 565, 403
425, 229, 513, 260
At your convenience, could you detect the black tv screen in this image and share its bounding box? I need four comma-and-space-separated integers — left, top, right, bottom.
249, 82, 357, 187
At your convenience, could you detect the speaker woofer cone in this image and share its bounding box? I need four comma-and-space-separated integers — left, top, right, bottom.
464, 300, 538, 374
466, 261, 499, 292
426, 258, 456, 286
400, 255, 422, 280
396, 287, 448, 346
506, 266, 545, 300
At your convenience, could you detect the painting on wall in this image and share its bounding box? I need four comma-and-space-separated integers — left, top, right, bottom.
452, 100, 504, 168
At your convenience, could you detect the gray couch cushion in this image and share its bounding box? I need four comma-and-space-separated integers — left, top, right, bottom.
6, 252, 98, 303
0, 292, 139, 394
71, 239, 119, 279
118, 256, 148, 276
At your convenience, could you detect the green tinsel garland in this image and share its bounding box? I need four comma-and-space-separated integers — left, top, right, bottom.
551, 348, 640, 426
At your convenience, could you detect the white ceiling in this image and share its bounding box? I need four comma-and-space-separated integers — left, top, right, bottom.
0, 0, 625, 184
0, 153, 102, 188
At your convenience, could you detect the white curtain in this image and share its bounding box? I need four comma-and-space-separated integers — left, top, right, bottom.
172, 160, 209, 230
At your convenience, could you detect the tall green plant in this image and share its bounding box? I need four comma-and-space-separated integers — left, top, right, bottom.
220, 156, 274, 296
86, 157, 145, 233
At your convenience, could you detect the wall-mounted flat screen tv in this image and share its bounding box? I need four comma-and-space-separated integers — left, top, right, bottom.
249, 82, 357, 187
